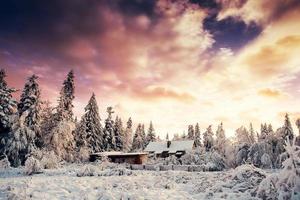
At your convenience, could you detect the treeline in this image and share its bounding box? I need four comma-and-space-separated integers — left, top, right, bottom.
0, 69, 157, 167
173, 116, 300, 169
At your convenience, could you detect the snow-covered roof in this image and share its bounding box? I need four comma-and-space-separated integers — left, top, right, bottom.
144, 140, 195, 154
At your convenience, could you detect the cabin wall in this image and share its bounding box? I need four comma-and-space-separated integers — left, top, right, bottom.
109, 155, 148, 164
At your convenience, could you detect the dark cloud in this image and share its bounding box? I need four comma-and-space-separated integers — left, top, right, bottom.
204, 14, 262, 50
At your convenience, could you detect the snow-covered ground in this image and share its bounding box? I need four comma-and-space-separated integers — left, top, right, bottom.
0, 164, 275, 200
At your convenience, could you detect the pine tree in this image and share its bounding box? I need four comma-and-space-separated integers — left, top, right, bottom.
295, 119, 300, 146
132, 123, 144, 151
187, 125, 194, 140
123, 117, 133, 152
0, 69, 17, 153
75, 93, 104, 153
215, 122, 226, 155
56, 70, 75, 122
103, 107, 115, 151
50, 71, 76, 161
166, 133, 169, 141
194, 123, 201, 147
145, 121, 156, 146
236, 126, 251, 144
39, 101, 55, 147
141, 124, 146, 147
282, 113, 294, 143
114, 116, 124, 151
259, 123, 268, 141
203, 125, 214, 151
5, 75, 41, 166
249, 123, 256, 144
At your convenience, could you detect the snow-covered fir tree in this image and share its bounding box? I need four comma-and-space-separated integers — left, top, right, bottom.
50, 71, 76, 161
235, 126, 251, 144
145, 121, 156, 146
203, 125, 214, 151
259, 123, 268, 142
281, 113, 294, 143
5, 75, 41, 166
257, 139, 300, 199
123, 117, 133, 152
0, 69, 17, 153
187, 125, 194, 140
215, 122, 226, 156
75, 93, 104, 153
295, 119, 300, 146
103, 107, 115, 151
166, 133, 169, 141
56, 70, 75, 122
132, 123, 144, 151
194, 123, 201, 147
141, 124, 146, 147
249, 123, 256, 144
114, 116, 124, 151
39, 101, 55, 147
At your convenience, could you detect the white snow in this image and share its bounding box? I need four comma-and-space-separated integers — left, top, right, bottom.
0, 163, 276, 200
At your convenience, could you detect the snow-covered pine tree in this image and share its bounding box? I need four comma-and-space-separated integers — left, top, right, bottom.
187, 125, 194, 140
50, 71, 76, 162
194, 123, 201, 147
166, 133, 169, 141
114, 116, 124, 151
123, 117, 133, 152
0, 69, 17, 153
39, 101, 55, 147
281, 113, 294, 144
236, 126, 251, 144
103, 107, 115, 151
141, 124, 146, 148
145, 121, 156, 146
5, 75, 41, 166
249, 123, 256, 144
132, 123, 144, 151
75, 93, 104, 153
203, 125, 214, 151
259, 123, 268, 142
295, 119, 300, 146
215, 122, 226, 156
56, 70, 75, 122
257, 139, 300, 199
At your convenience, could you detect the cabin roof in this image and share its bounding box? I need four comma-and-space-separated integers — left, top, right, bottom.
144, 140, 194, 154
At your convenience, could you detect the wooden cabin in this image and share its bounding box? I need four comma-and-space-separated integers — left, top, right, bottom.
90, 152, 148, 164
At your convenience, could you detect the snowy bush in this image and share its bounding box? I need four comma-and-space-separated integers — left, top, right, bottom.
24, 156, 42, 175
76, 164, 96, 177
50, 120, 76, 162
225, 164, 266, 194
181, 149, 226, 171
99, 166, 133, 176
74, 147, 90, 163
0, 155, 10, 169
257, 140, 300, 200
40, 151, 59, 169
261, 153, 272, 169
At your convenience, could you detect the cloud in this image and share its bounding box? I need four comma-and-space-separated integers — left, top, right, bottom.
134, 86, 196, 103
216, 0, 300, 25
258, 88, 282, 98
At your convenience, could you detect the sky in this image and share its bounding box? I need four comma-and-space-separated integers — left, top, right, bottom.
1, 0, 300, 138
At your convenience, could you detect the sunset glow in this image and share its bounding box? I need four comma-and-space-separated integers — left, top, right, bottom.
1, 0, 300, 137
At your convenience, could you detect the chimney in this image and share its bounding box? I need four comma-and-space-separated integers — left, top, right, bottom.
167, 140, 171, 148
